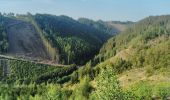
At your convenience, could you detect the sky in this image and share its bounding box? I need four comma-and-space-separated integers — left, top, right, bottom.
0, 0, 170, 21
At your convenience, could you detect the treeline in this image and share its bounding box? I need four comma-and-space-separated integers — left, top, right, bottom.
78, 18, 118, 35
78, 18, 132, 35
0, 14, 8, 54
0, 59, 77, 84
55, 37, 96, 64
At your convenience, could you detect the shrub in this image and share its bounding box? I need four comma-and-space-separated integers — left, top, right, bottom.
91, 67, 125, 100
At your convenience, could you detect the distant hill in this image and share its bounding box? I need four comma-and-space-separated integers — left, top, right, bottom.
78, 18, 132, 35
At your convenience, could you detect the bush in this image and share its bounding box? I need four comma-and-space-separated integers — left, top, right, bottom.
70, 76, 93, 100
91, 67, 125, 100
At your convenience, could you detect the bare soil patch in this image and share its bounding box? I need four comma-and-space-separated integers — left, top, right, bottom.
6, 19, 49, 60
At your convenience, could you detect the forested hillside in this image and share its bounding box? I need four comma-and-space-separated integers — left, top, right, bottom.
85, 15, 170, 99
33, 14, 112, 65
0, 14, 8, 54
94, 15, 170, 65
0, 13, 117, 65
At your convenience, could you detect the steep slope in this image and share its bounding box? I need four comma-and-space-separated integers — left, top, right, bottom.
1, 13, 114, 65
94, 15, 170, 64
1, 16, 50, 60
91, 15, 170, 89
69, 15, 170, 99
33, 14, 112, 65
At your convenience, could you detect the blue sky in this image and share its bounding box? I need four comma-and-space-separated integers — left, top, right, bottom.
0, 0, 170, 21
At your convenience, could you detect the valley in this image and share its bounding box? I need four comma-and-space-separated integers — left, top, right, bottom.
0, 13, 169, 100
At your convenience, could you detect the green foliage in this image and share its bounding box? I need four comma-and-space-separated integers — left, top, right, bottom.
113, 58, 132, 74
88, 16, 170, 100
9, 60, 59, 80
93, 15, 170, 73
93, 58, 132, 76
0, 83, 72, 100
36, 64, 77, 84
0, 13, 169, 100
155, 83, 170, 99
0, 60, 77, 84
91, 67, 125, 100
70, 71, 79, 84
128, 81, 170, 100
56, 37, 95, 65
78, 61, 96, 80
93, 37, 116, 64
129, 81, 153, 100
71, 76, 93, 100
